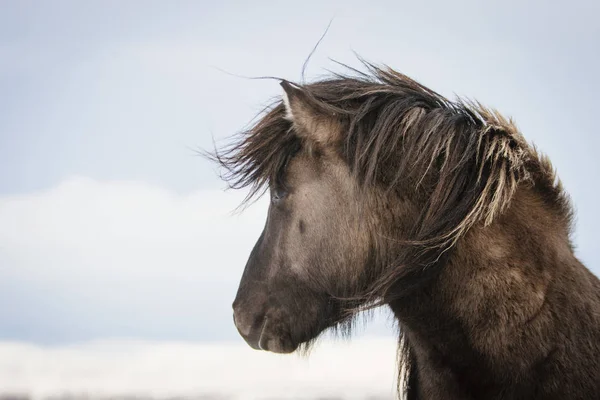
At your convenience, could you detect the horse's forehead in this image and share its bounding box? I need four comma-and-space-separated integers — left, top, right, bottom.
286, 150, 348, 188
286, 152, 321, 184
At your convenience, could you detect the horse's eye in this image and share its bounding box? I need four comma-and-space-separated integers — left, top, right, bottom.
271, 188, 288, 204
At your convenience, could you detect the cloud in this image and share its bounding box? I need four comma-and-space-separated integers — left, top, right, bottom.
1, 176, 265, 279
0, 177, 270, 343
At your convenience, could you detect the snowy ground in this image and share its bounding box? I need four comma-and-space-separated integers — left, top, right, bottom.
0, 337, 398, 400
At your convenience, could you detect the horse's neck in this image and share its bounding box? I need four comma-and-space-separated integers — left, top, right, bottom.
389, 185, 600, 396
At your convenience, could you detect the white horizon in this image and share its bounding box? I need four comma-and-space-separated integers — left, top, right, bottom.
0, 336, 399, 400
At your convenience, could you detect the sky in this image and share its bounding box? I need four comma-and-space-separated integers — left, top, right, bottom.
0, 0, 599, 346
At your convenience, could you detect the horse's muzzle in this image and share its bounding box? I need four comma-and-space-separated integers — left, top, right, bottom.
233, 305, 297, 353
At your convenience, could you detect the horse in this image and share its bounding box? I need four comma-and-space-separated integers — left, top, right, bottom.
211, 63, 600, 399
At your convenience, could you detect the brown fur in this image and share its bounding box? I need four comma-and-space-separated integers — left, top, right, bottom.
210, 62, 600, 399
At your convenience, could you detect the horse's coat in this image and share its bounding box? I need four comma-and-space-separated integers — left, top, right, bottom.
211, 64, 600, 399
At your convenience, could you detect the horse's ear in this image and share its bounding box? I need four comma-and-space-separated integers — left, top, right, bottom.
280, 81, 339, 146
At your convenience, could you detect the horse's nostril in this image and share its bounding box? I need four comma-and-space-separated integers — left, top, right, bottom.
232, 308, 254, 338
232, 306, 270, 352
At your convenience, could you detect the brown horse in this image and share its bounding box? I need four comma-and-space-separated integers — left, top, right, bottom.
211, 63, 600, 399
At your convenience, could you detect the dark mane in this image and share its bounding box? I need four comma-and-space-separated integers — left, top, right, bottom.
211, 102, 298, 203
214, 62, 572, 263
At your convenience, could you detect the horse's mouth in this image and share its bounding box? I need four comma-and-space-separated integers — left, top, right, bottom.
234, 313, 298, 354
256, 317, 297, 353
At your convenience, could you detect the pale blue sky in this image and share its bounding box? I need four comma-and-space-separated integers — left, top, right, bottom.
0, 0, 598, 344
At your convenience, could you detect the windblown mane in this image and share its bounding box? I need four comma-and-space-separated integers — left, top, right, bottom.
212, 62, 574, 396
215, 62, 571, 263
